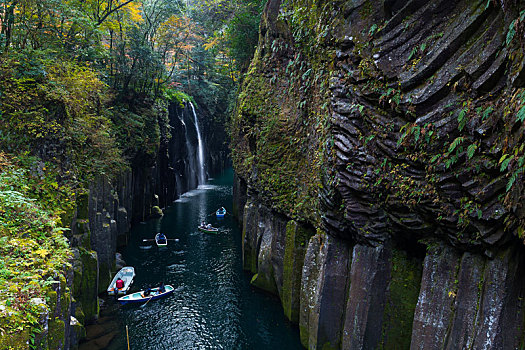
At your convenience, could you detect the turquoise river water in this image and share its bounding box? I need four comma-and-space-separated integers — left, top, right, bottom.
106, 169, 302, 349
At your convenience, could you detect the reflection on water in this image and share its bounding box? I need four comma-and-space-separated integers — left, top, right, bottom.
105, 169, 302, 350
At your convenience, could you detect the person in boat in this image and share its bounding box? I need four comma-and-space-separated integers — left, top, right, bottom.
115, 278, 124, 290
158, 282, 166, 293
143, 288, 152, 297
201, 221, 206, 227
206, 224, 212, 229
157, 232, 167, 243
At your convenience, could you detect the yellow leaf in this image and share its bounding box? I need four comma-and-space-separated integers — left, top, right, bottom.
35, 249, 49, 258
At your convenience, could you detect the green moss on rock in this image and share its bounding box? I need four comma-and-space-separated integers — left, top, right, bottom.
299, 323, 309, 348
72, 253, 83, 301
79, 248, 99, 322
379, 248, 423, 349
321, 342, 337, 350
250, 269, 278, 294
76, 192, 90, 220
75, 220, 91, 249
231, 0, 336, 224
75, 305, 85, 325
47, 290, 58, 314
71, 315, 87, 345
58, 275, 71, 320
242, 202, 259, 274
48, 318, 65, 349
282, 220, 314, 323
0, 318, 30, 349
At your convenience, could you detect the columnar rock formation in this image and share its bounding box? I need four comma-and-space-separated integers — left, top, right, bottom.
47, 101, 226, 349
232, 0, 525, 348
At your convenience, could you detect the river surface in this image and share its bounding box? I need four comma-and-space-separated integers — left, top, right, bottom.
107, 169, 302, 349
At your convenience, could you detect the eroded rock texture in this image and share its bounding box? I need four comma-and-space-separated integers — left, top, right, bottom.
234, 0, 525, 348
326, 0, 525, 248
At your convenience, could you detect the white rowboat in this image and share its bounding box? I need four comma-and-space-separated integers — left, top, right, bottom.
155, 233, 168, 247
107, 266, 135, 296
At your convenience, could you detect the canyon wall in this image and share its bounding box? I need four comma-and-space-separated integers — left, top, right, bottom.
232, 0, 525, 348
30, 101, 226, 349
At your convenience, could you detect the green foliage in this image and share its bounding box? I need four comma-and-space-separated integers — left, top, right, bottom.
195, 0, 265, 77
0, 153, 72, 340
516, 105, 525, 123
482, 106, 493, 120
448, 136, 465, 153
406, 32, 443, 63
467, 143, 477, 159
109, 102, 163, 165
0, 0, 245, 346
457, 108, 468, 131
231, 0, 336, 224
164, 88, 194, 106
0, 53, 126, 181
279, 0, 336, 60
506, 10, 525, 46
224, 4, 264, 72
500, 154, 512, 172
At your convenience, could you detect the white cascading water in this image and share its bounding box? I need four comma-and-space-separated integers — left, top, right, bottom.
189, 102, 206, 185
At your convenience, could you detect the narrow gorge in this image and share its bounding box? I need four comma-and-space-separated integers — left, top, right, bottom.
3, 0, 525, 348
0, 100, 229, 348
232, 0, 525, 349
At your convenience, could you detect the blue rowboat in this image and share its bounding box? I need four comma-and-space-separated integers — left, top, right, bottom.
216, 207, 226, 218
117, 285, 175, 304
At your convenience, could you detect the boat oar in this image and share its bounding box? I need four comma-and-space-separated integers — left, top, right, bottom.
143, 238, 179, 242
126, 325, 130, 350
140, 295, 154, 308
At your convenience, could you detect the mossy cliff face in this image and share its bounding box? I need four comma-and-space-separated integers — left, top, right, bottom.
231, 0, 336, 223
0, 100, 227, 349
233, 0, 525, 348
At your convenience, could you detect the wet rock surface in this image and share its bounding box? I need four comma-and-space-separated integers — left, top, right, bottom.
342, 244, 391, 350
410, 243, 461, 349
299, 232, 350, 349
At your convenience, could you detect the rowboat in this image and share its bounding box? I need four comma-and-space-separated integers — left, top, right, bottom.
216, 207, 226, 218
117, 285, 175, 304
107, 266, 135, 296
155, 233, 168, 247
198, 224, 219, 234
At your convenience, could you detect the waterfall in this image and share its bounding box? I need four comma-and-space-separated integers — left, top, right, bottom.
189, 102, 206, 185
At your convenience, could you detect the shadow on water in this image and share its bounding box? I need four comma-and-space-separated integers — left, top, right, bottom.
89, 168, 302, 350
